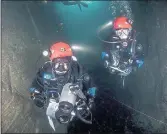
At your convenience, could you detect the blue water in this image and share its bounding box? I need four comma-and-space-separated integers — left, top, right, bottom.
51, 2, 112, 64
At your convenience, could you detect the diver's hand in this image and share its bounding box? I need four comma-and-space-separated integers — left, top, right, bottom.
69, 84, 86, 100
29, 87, 41, 94
30, 93, 45, 108
87, 87, 96, 98
29, 88, 41, 99
101, 52, 109, 60
29, 87, 45, 108
136, 59, 144, 68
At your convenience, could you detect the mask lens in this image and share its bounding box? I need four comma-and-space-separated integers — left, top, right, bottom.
53, 60, 70, 75
55, 63, 59, 69
115, 29, 122, 36
116, 29, 130, 39
64, 63, 68, 70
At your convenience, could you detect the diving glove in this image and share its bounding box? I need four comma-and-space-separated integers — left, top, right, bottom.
136, 59, 144, 68
29, 87, 45, 108
87, 87, 96, 98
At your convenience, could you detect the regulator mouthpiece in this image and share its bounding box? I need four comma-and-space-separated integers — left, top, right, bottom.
43, 50, 49, 57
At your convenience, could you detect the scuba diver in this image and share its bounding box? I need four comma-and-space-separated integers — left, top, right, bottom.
62, 1, 88, 12
98, 16, 144, 76
28, 42, 97, 130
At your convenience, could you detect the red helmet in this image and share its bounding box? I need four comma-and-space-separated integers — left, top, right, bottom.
113, 16, 132, 30
49, 42, 73, 61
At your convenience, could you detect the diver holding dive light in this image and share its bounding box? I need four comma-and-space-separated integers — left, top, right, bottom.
28, 42, 97, 129
97, 16, 144, 76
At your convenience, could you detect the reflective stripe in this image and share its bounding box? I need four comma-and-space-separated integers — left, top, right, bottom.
43, 73, 52, 80
88, 87, 96, 97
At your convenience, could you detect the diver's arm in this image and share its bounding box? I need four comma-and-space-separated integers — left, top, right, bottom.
80, 69, 96, 110
29, 62, 52, 94
86, 78, 97, 98
133, 43, 144, 68
130, 33, 144, 69
101, 35, 111, 61
28, 70, 45, 108
28, 63, 54, 108
71, 57, 97, 97
80, 67, 97, 98
28, 69, 47, 108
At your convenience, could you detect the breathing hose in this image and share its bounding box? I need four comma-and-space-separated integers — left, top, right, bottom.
76, 102, 92, 124
96, 21, 122, 44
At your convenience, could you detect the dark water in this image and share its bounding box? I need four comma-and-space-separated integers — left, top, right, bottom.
2, 1, 167, 133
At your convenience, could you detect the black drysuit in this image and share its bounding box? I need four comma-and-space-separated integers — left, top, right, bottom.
29, 59, 96, 107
